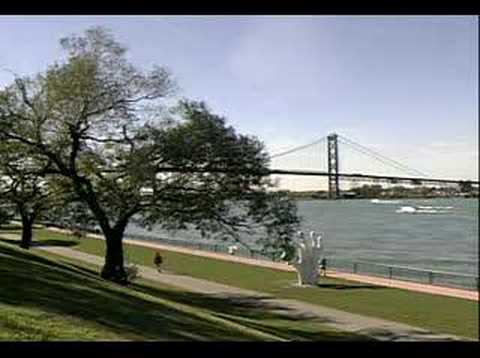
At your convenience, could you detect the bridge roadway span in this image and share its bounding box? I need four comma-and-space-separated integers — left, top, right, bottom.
269, 169, 479, 186
126, 166, 479, 186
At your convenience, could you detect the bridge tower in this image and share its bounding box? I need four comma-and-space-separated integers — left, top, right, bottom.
327, 133, 340, 199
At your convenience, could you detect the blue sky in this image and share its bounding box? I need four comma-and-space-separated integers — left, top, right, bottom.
0, 16, 477, 189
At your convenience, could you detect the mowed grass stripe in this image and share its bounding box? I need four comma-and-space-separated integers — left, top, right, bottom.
1, 235, 363, 341
29, 229, 477, 339
0, 241, 276, 341
1, 228, 477, 339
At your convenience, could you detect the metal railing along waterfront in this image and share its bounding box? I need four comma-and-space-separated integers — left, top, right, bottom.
124, 232, 278, 262
122, 233, 479, 292
326, 259, 479, 291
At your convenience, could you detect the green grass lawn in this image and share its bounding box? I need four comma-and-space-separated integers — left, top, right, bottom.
0, 233, 366, 341
1, 227, 478, 339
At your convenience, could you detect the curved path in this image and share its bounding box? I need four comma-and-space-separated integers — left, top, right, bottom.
36, 244, 472, 341
53, 228, 477, 301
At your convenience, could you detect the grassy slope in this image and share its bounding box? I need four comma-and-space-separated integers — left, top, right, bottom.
1, 228, 478, 339
0, 236, 364, 341
22, 229, 478, 339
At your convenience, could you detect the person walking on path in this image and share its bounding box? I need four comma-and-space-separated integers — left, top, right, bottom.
320, 258, 327, 277
154, 251, 163, 273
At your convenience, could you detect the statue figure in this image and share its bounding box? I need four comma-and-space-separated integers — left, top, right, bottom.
285, 230, 324, 286
228, 245, 238, 255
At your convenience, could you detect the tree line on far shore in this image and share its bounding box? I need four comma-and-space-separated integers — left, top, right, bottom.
286, 183, 478, 200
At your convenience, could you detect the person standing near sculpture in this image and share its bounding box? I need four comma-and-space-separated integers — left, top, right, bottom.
320, 257, 327, 277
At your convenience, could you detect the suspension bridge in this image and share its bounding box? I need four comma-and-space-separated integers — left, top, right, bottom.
268, 133, 479, 199
131, 132, 478, 199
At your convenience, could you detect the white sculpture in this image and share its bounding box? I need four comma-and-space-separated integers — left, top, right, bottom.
289, 230, 324, 286
228, 245, 238, 255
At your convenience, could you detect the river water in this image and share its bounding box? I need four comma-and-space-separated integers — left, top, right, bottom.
126, 198, 478, 276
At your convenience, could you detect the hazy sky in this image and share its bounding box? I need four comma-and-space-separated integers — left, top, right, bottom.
0, 16, 477, 189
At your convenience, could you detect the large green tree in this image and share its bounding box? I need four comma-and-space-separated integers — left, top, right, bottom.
0, 143, 66, 248
0, 172, 50, 249
0, 27, 299, 283
0, 205, 13, 228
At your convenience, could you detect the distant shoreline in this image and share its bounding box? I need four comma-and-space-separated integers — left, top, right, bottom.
287, 193, 479, 200
289, 196, 479, 201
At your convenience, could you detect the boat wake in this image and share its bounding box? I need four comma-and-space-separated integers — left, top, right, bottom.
395, 205, 454, 214
396, 206, 416, 213
417, 206, 454, 210
371, 199, 402, 204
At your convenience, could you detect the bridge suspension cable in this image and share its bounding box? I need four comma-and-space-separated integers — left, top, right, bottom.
270, 136, 326, 159
337, 134, 429, 177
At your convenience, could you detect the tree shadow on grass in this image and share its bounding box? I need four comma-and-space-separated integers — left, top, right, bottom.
0, 244, 255, 341
0, 238, 22, 246
0, 241, 87, 274
64, 261, 359, 339
0, 243, 369, 341
63, 261, 333, 324
0, 238, 79, 248
354, 327, 461, 342
34, 240, 79, 248
0, 226, 22, 231
130, 282, 372, 341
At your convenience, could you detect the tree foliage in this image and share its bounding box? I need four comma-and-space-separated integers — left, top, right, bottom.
459, 181, 473, 193
0, 205, 13, 227
0, 142, 65, 248
0, 27, 299, 283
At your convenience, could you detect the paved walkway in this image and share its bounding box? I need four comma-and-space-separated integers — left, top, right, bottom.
46, 228, 478, 301
35, 245, 471, 341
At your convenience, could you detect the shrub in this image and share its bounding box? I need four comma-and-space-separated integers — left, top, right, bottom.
71, 229, 84, 238
125, 264, 140, 282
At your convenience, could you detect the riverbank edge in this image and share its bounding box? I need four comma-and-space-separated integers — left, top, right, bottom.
45, 227, 478, 301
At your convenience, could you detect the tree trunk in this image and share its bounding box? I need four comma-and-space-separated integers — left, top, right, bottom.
20, 215, 33, 250
100, 230, 128, 285
72, 179, 134, 285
